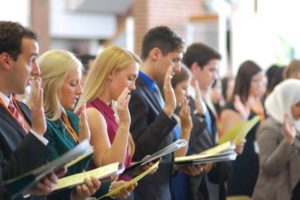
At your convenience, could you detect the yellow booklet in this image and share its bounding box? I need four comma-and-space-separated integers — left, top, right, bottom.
54, 162, 123, 191
98, 161, 160, 199
175, 141, 235, 163
219, 116, 260, 144
4, 140, 93, 199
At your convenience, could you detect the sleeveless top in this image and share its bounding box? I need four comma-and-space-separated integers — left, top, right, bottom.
86, 98, 132, 170
223, 102, 261, 196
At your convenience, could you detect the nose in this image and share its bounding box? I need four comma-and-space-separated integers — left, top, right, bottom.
129, 81, 136, 91
31, 61, 41, 76
212, 71, 218, 81
173, 62, 181, 73
77, 84, 83, 95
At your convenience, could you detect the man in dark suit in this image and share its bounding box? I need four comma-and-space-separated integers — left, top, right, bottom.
183, 43, 240, 200
128, 26, 184, 200
0, 21, 62, 200
0, 134, 62, 200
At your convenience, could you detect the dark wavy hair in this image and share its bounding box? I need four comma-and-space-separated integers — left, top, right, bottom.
0, 21, 37, 60
183, 43, 221, 69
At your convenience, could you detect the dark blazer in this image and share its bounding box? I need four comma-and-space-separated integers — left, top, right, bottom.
188, 97, 230, 200
0, 134, 50, 200
129, 76, 177, 200
0, 101, 50, 200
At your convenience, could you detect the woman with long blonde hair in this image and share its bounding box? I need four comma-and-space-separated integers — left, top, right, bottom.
75, 46, 139, 186
38, 50, 100, 200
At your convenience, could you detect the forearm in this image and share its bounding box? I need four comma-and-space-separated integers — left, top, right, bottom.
102, 124, 130, 165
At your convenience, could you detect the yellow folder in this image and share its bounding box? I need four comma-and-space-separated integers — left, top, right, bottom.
98, 161, 160, 199
54, 162, 123, 191
219, 116, 260, 144
175, 141, 235, 163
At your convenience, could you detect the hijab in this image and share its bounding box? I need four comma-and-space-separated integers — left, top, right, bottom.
265, 79, 300, 126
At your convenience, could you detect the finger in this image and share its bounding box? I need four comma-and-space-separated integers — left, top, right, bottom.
80, 184, 90, 196
46, 172, 58, 184
55, 166, 67, 177
35, 181, 52, 194
91, 177, 101, 189
83, 178, 94, 190
124, 94, 131, 106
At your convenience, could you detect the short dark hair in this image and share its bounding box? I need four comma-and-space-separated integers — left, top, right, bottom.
183, 43, 221, 69
0, 21, 37, 60
77, 54, 96, 75
141, 26, 184, 60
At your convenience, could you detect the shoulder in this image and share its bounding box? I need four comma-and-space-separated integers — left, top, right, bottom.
257, 117, 281, 134
86, 107, 106, 124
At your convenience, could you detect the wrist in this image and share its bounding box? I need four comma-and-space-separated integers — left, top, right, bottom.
163, 108, 173, 117
194, 111, 205, 121
119, 123, 130, 131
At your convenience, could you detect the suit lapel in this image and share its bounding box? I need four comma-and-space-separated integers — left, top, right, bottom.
0, 104, 27, 137
137, 78, 162, 114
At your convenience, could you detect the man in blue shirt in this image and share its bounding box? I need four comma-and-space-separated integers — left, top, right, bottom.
129, 26, 183, 200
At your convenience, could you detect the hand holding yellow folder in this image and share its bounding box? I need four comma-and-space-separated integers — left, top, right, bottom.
219, 116, 260, 144
98, 161, 160, 199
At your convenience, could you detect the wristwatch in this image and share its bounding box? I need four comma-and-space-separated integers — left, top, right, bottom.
194, 111, 205, 122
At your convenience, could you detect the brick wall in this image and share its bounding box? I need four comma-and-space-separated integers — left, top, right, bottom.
30, 0, 50, 54
133, 0, 206, 55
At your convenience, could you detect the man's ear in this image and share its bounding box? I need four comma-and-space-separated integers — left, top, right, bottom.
149, 47, 161, 62
191, 62, 201, 74
0, 52, 13, 70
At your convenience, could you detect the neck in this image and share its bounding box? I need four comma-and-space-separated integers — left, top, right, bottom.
98, 90, 111, 105
140, 60, 156, 82
0, 79, 12, 97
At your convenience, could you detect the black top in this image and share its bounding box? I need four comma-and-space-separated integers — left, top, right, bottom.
224, 102, 261, 196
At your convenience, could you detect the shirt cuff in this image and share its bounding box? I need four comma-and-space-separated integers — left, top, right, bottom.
30, 129, 49, 145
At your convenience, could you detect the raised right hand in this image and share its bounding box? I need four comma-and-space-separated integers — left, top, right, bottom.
283, 113, 296, 144
192, 79, 204, 114
30, 77, 46, 136
163, 65, 176, 117
78, 102, 91, 142
179, 97, 193, 132
116, 87, 131, 127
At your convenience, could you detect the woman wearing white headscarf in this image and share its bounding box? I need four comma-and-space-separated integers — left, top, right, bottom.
252, 79, 300, 200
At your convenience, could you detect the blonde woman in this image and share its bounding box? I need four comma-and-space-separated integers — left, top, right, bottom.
75, 46, 139, 198
38, 50, 133, 200
38, 50, 99, 200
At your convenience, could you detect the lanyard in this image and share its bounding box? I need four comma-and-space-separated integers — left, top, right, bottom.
61, 113, 79, 142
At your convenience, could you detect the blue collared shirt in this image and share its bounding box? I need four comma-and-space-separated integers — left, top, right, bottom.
139, 71, 165, 107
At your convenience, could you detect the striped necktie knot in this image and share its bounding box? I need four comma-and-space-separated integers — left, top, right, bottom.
8, 98, 29, 134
